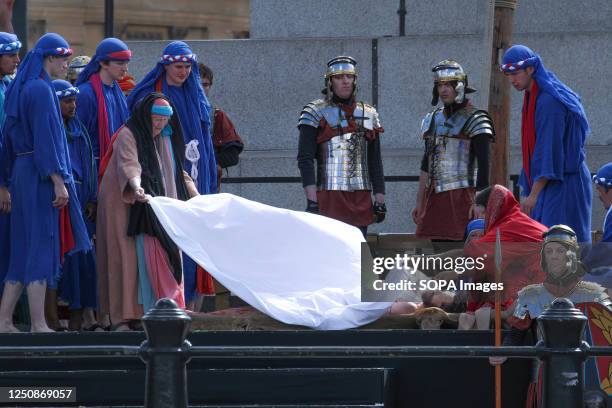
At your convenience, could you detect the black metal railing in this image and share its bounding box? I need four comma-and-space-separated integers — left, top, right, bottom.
1, 297, 609, 408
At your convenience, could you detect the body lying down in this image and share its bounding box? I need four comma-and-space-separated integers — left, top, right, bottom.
147, 193, 391, 330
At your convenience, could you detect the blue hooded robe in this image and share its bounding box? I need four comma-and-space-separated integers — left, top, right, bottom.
76, 37, 131, 163
0, 33, 90, 288
502, 45, 592, 243
0, 32, 21, 293
127, 41, 217, 304
53, 79, 98, 309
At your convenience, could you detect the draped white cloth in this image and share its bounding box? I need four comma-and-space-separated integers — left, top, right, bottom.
148, 193, 391, 329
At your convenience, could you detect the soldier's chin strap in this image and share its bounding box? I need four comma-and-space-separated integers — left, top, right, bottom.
544, 263, 585, 287
454, 81, 465, 104
545, 273, 578, 287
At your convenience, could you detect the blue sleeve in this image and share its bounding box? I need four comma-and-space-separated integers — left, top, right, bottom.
531, 93, 566, 183
76, 84, 100, 159
518, 168, 530, 197
604, 210, 612, 243
84, 129, 98, 204
203, 120, 218, 193
582, 211, 612, 270
26, 81, 70, 181
0, 127, 12, 186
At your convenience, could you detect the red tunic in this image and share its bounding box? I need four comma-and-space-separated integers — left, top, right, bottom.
316, 102, 383, 227
213, 108, 243, 191
416, 186, 474, 240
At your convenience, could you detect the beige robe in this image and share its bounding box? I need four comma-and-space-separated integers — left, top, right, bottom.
96, 126, 197, 323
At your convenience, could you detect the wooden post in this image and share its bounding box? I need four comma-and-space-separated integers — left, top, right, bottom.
488, 0, 518, 188
494, 229, 503, 408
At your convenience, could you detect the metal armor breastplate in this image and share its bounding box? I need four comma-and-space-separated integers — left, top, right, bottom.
318, 131, 370, 191
317, 102, 375, 191
513, 282, 612, 321
423, 108, 473, 193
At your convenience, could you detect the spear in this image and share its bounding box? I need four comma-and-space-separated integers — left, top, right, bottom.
495, 228, 503, 408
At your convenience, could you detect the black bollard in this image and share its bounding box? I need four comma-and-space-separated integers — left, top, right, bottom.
537, 298, 588, 408
139, 298, 192, 408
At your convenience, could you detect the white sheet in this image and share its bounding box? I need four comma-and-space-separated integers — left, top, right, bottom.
148, 193, 391, 330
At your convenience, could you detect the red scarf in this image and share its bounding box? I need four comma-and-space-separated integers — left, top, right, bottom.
464, 185, 547, 310
196, 265, 215, 295
90, 72, 112, 159
97, 126, 123, 187
59, 206, 75, 263
521, 81, 539, 187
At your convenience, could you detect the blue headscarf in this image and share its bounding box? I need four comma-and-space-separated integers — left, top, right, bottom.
4, 33, 72, 120
593, 163, 612, 189
0, 32, 21, 54
464, 218, 485, 240
52, 79, 79, 99
127, 41, 211, 124
501, 44, 589, 135
75, 37, 131, 86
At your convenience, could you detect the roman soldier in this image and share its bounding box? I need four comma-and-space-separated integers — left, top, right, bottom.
413, 59, 494, 241
297, 56, 386, 236
490, 225, 611, 408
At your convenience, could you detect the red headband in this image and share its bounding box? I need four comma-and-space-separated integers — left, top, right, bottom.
107, 49, 132, 60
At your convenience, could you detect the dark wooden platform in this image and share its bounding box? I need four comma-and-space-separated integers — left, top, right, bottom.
0, 329, 531, 407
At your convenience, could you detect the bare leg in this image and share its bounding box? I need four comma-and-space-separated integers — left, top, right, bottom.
193, 294, 205, 313
68, 309, 83, 331
82, 308, 97, 328
44, 288, 61, 330
98, 313, 111, 329
28, 281, 53, 333
0, 282, 23, 333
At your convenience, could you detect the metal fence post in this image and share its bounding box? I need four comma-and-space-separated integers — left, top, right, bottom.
139, 298, 192, 408
537, 298, 588, 408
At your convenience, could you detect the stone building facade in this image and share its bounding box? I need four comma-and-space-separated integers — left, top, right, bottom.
27, 0, 249, 55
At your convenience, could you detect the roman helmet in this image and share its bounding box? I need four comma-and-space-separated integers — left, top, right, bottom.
323, 55, 357, 101
431, 59, 476, 106
540, 224, 585, 285
67, 55, 91, 84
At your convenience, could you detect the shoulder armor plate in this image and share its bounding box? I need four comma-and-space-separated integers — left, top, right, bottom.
421, 108, 440, 138
463, 110, 495, 140
298, 99, 327, 128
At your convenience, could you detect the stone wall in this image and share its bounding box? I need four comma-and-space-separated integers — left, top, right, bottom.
126, 0, 612, 233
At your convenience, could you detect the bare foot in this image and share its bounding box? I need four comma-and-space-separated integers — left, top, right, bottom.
30, 323, 54, 333
387, 301, 418, 315
111, 321, 132, 332
0, 321, 20, 333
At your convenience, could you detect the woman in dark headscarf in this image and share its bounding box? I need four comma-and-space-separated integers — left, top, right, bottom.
96, 92, 198, 330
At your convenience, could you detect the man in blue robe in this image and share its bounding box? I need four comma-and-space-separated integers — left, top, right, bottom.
128, 41, 216, 308
0, 33, 90, 333
52, 79, 99, 330
583, 163, 612, 288
501, 44, 592, 243
0, 32, 21, 295
76, 37, 131, 164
